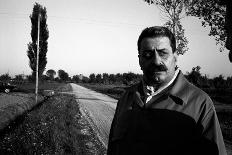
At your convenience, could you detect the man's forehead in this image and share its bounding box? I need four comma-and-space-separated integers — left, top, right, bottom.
140, 36, 171, 49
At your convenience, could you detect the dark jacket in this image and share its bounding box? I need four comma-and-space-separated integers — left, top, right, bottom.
107, 71, 227, 155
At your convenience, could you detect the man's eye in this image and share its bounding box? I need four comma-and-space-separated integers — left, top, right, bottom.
159, 52, 165, 56
145, 52, 152, 57
158, 51, 168, 57
142, 52, 153, 58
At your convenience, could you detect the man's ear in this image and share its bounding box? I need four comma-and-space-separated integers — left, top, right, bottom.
174, 52, 178, 62
138, 54, 143, 70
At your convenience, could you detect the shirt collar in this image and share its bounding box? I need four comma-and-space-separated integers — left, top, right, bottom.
136, 70, 189, 105
143, 69, 180, 102
168, 71, 189, 105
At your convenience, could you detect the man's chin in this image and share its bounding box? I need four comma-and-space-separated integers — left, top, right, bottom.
153, 71, 164, 76
153, 71, 165, 77
152, 75, 163, 84
144, 74, 165, 85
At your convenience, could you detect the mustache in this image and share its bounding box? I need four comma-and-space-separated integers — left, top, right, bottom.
149, 64, 167, 72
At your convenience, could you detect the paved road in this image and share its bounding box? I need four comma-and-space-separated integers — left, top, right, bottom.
70, 83, 117, 148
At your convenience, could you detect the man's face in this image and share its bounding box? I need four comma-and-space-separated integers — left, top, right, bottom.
139, 36, 177, 86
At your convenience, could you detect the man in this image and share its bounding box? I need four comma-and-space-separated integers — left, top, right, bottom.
107, 26, 227, 155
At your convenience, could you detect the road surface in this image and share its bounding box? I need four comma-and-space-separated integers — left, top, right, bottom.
70, 83, 117, 148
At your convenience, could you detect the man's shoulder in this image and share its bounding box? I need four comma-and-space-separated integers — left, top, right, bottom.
173, 73, 215, 122
116, 82, 139, 96
117, 82, 140, 102
125, 82, 141, 92
180, 76, 215, 110
114, 83, 141, 113
186, 79, 212, 102
172, 71, 214, 107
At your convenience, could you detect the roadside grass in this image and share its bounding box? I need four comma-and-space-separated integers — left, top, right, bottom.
0, 93, 106, 154
80, 83, 232, 144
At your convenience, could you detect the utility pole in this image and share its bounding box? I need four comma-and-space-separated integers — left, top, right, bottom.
35, 10, 40, 103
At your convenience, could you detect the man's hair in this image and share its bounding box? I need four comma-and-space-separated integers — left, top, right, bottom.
137, 26, 176, 53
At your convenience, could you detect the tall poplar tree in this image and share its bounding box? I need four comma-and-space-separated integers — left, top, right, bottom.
27, 3, 49, 79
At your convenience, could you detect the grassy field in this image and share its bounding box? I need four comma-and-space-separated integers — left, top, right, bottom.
0, 87, 106, 154
15, 81, 69, 94
203, 88, 232, 105
79, 83, 126, 100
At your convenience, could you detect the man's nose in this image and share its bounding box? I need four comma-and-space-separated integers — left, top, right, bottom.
152, 51, 162, 65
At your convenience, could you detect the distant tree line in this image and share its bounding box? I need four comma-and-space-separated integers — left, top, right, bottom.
81, 72, 142, 85
72, 67, 232, 90
1, 66, 231, 104
184, 66, 232, 104
1, 67, 232, 89
185, 66, 232, 89
0, 69, 70, 83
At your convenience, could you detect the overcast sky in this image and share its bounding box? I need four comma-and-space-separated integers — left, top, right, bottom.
0, 0, 231, 78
